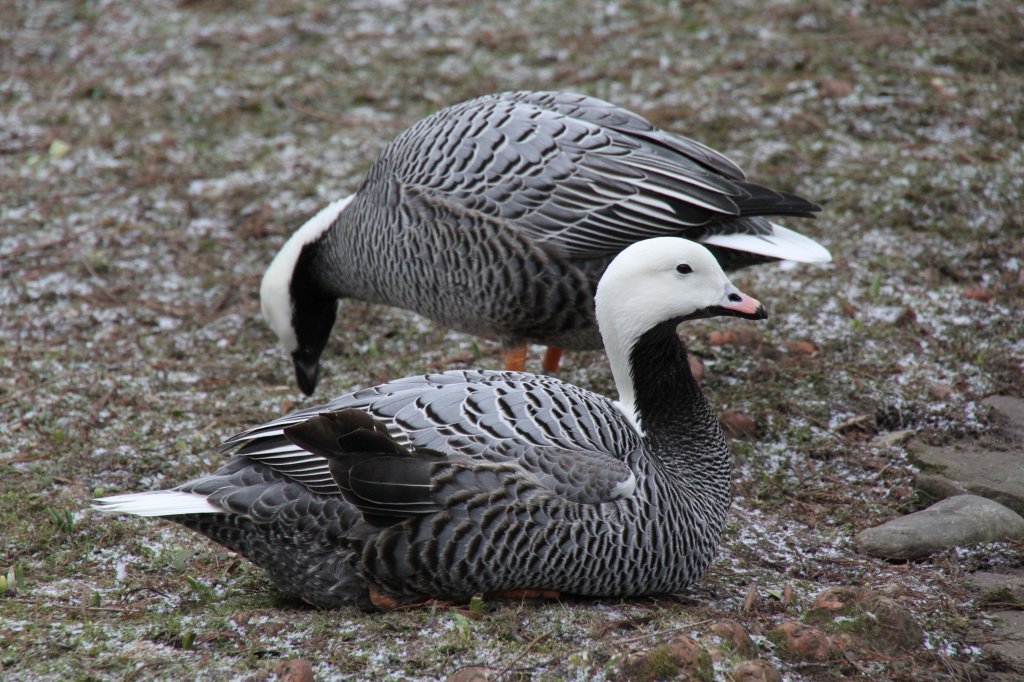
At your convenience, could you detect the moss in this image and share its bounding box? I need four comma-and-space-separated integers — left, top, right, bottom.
620, 645, 683, 682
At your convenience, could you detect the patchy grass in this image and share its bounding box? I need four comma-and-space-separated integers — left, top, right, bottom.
2, 0, 1022, 679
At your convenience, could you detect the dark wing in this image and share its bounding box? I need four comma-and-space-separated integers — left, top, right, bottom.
283, 408, 636, 527
221, 370, 642, 502
377, 90, 819, 259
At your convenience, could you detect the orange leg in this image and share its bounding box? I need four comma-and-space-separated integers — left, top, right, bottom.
368, 584, 402, 610
368, 584, 452, 611
541, 347, 564, 375
502, 345, 528, 372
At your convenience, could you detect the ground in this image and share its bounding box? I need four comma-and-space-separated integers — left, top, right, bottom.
2, 1, 1022, 680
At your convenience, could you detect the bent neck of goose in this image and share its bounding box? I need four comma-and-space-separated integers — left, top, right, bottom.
606, 318, 726, 470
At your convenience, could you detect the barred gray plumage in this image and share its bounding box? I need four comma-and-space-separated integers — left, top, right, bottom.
260, 90, 829, 394
96, 238, 767, 609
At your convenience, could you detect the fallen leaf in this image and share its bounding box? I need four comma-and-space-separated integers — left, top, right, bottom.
771, 621, 832, 661
733, 659, 783, 682
742, 583, 759, 613
963, 286, 991, 302
48, 138, 72, 159
819, 78, 853, 98
272, 658, 314, 682
721, 411, 756, 438
708, 330, 736, 346
785, 340, 818, 355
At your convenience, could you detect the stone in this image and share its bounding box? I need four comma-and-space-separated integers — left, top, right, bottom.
912, 442, 1024, 516
807, 587, 923, 654
855, 495, 1024, 560
909, 395, 1024, 514
731, 659, 782, 682
914, 473, 967, 503
984, 395, 1024, 440
967, 569, 1024, 607
984, 610, 1024, 668
271, 659, 314, 682
768, 621, 832, 661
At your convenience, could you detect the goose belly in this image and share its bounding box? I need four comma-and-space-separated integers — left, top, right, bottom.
338, 191, 606, 348
358, 475, 728, 600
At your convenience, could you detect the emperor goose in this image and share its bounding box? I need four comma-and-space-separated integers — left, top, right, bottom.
97, 238, 766, 609
262, 90, 829, 395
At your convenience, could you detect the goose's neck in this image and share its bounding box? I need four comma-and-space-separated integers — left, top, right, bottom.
609, 320, 727, 470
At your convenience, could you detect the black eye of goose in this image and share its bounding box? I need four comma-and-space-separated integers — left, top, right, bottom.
675, 263, 693, 275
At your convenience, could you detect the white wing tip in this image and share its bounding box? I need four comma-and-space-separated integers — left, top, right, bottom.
702, 222, 832, 263
93, 490, 221, 517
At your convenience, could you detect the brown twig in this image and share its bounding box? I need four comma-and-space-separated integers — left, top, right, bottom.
286, 99, 351, 126
609, 619, 715, 646
494, 628, 554, 680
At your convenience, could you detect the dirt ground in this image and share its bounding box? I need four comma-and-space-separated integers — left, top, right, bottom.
2, 1, 1022, 680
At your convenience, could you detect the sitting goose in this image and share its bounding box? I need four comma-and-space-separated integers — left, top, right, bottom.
262, 90, 828, 395
97, 238, 766, 608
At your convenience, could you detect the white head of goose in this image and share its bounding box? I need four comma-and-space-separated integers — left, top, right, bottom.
258, 90, 825, 395
97, 237, 766, 609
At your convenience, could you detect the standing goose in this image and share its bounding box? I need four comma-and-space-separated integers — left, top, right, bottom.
97, 238, 766, 609
262, 90, 828, 395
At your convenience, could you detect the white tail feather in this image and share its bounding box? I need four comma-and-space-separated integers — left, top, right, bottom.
701, 222, 832, 263
93, 490, 221, 517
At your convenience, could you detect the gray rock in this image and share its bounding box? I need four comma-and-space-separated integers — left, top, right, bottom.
855, 495, 1024, 560
984, 395, 1024, 440
914, 473, 968, 503
985, 610, 1024, 668
912, 441, 1024, 517
968, 569, 1024, 604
